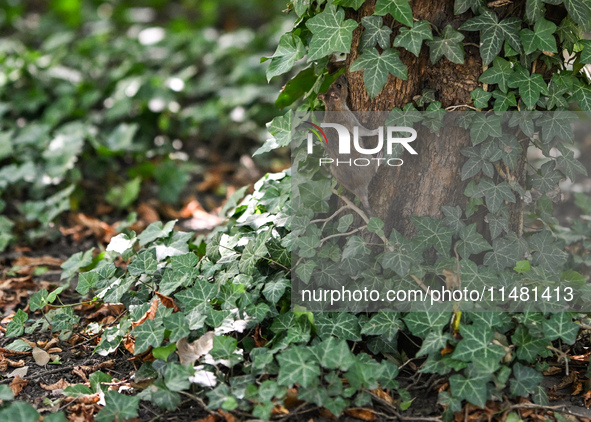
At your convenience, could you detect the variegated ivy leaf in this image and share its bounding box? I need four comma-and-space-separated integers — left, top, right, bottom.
266, 33, 305, 81
350, 48, 407, 98
306, 5, 358, 61
461, 9, 522, 66
374, 0, 413, 27
393, 20, 433, 57
360, 16, 392, 50
426, 25, 465, 64
519, 18, 557, 55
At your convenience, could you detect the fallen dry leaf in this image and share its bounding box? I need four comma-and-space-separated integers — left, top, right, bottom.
41, 379, 71, 391
131, 297, 159, 328
584, 390, 591, 408
271, 404, 289, 415
318, 408, 337, 420
345, 408, 377, 421
543, 366, 562, 376
371, 388, 393, 404
155, 291, 180, 312
9, 375, 28, 397
219, 410, 235, 422
8, 366, 28, 378
32, 347, 50, 366
177, 332, 214, 365
192, 415, 220, 422
73, 367, 89, 383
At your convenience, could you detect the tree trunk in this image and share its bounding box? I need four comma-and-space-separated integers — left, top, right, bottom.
344, 0, 527, 239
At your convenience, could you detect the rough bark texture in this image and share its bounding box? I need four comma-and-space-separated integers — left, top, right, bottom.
342, 0, 528, 239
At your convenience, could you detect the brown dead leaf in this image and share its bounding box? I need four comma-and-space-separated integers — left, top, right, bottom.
543, 366, 562, 376
192, 415, 220, 422
177, 332, 214, 365
0, 356, 6, 372
73, 367, 89, 383
344, 408, 376, 421
584, 390, 591, 408
131, 297, 159, 328
271, 404, 289, 415
573, 379, 584, 395
219, 410, 235, 422
137, 202, 160, 225
67, 401, 100, 422
8, 366, 28, 378
155, 291, 180, 312
123, 334, 135, 355
9, 375, 28, 397
41, 379, 71, 391
371, 388, 393, 404
253, 325, 267, 347
318, 408, 337, 420
284, 388, 304, 409
32, 347, 50, 366
84, 303, 125, 322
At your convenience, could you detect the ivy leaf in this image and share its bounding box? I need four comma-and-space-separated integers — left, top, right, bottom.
452, 324, 505, 373
457, 223, 492, 258
393, 20, 433, 57
449, 373, 489, 408
470, 88, 492, 108
403, 312, 451, 337
461, 9, 522, 66
519, 18, 557, 55
306, 5, 358, 61
132, 319, 165, 355
374, 0, 413, 26
95, 391, 140, 422
483, 236, 520, 271
277, 346, 321, 387
508, 66, 549, 110
469, 112, 503, 145
454, 0, 485, 14
266, 33, 306, 81
350, 48, 407, 98
361, 312, 404, 341
510, 363, 543, 398
542, 313, 579, 345
255, 112, 292, 155
530, 161, 562, 193
5, 309, 28, 337
472, 178, 515, 213
571, 80, 591, 111
138, 220, 176, 247
426, 25, 465, 64
563, 0, 591, 32
539, 111, 576, 143
312, 337, 355, 370
442, 205, 466, 234
174, 281, 216, 311
127, 250, 157, 276
580, 39, 591, 64
263, 276, 290, 304
360, 16, 392, 50
315, 313, 361, 341
239, 235, 269, 275
556, 149, 587, 181
60, 248, 94, 280
528, 230, 567, 274
479, 57, 513, 93
492, 90, 517, 111
333, 0, 365, 10
512, 325, 550, 363
417, 331, 454, 356
411, 216, 454, 255
0, 402, 40, 422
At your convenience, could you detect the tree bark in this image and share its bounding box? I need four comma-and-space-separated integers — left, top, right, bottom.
343, 0, 527, 239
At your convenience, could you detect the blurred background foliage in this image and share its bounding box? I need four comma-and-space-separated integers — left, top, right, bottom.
0, 0, 293, 249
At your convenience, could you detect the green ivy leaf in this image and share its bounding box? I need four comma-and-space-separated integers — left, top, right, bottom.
483, 235, 520, 271
457, 224, 492, 258
5, 309, 28, 337
417, 331, 454, 356
403, 312, 450, 337
315, 313, 361, 341
519, 18, 557, 55
266, 33, 306, 81
479, 57, 513, 93
452, 324, 505, 373
138, 220, 176, 247
563, 0, 591, 32
393, 20, 433, 57
556, 149, 587, 181
132, 319, 166, 355
255, 112, 292, 155
529, 230, 568, 273
492, 90, 517, 111
512, 325, 550, 363
449, 372, 489, 408
542, 313, 579, 345
95, 391, 140, 422
470, 88, 492, 108
454, 0, 485, 15
360, 16, 392, 50
472, 177, 515, 213
374, 0, 413, 26
334, 0, 366, 10
306, 5, 358, 61
411, 216, 454, 255
361, 312, 404, 341
508, 66, 549, 109
350, 48, 407, 98
263, 276, 290, 304
530, 161, 562, 193
510, 362, 543, 398
127, 250, 157, 276
426, 25, 465, 64
525, 0, 545, 23
0, 401, 40, 422
61, 248, 94, 280
277, 346, 321, 387
461, 9, 522, 66
312, 337, 355, 370
469, 112, 503, 145
580, 39, 591, 64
